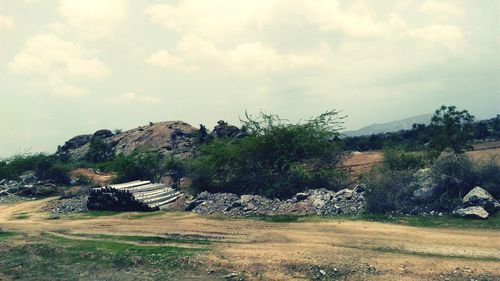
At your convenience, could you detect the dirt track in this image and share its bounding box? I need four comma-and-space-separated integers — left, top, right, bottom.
1, 199, 499, 280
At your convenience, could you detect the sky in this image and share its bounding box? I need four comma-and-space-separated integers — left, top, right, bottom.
0, 0, 499, 157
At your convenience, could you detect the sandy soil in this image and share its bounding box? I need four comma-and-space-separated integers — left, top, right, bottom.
1, 199, 499, 280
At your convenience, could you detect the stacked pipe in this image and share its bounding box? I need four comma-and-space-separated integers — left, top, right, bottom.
87, 180, 180, 211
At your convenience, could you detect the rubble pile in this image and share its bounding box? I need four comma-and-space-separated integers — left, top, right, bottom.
185, 186, 366, 216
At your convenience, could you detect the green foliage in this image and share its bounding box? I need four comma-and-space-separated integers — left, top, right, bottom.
189, 110, 347, 198
163, 156, 187, 188
472, 157, 500, 197
0, 154, 70, 184
0, 154, 47, 180
382, 148, 428, 170
429, 105, 475, 154
86, 137, 115, 163
363, 167, 416, 214
111, 150, 166, 183
430, 152, 476, 201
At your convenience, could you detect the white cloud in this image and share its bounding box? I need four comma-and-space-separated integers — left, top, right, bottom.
0, 15, 14, 30
59, 0, 127, 40
9, 33, 109, 78
421, 1, 463, 21
405, 25, 463, 50
144, 0, 408, 40
9, 33, 109, 97
147, 35, 328, 76
145, 50, 194, 72
113, 92, 163, 104
47, 77, 88, 97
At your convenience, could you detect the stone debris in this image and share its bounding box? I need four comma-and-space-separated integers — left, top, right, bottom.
0, 175, 58, 198
185, 186, 365, 216
44, 196, 88, 214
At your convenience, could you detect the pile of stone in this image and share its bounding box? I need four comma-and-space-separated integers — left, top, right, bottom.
453, 186, 499, 219
44, 196, 88, 215
87, 180, 180, 211
185, 186, 365, 216
0, 176, 58, 198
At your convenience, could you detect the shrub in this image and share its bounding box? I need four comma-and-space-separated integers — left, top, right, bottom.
382, 148, 428, 170
111, 150, 166, 183
473, 157, 500, 197
35, 156, 71, 184
188, 111, 347, 198
430, 152, 476, 199
363, 167, 416, 214
0, 154, 47, 180
163, 156, 187, 189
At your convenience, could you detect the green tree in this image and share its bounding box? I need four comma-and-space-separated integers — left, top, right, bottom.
429, 105, 475, 153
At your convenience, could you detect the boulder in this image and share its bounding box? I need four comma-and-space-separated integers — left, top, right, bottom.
295, 193, 309, 201
411, 168, 437, 201
93, 129, 114, 139
211, 120, 244, 139
453, 206, 489, 219
413, 188, 435, 201
60, 134, 92, 150
463, 186, 496, 213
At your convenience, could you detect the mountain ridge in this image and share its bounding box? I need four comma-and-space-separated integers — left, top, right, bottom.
344, 114, 433, 137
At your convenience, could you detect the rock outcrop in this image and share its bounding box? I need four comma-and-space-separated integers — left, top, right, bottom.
57, 121, 198, 160
185, 187, 365, 216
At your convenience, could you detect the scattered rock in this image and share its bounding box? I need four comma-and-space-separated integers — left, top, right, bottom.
453, 206, 489, 219
187, 188, 365, 216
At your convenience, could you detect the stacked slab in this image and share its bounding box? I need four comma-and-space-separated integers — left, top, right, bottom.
87, 180, 180, 211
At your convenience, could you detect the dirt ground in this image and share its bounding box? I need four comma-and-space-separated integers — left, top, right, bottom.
1, 199, 499, 281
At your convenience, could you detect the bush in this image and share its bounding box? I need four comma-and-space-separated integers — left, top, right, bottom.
363, 167, 416, 214
0, 154, 47, 180
430, 152, 476, 199
382, 148, 428, 170
473, 157, 500, 197
111, 150, 166, 183
35, 156, 71, 184
188, 111, 347, 198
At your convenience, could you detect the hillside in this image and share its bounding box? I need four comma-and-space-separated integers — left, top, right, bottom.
345, 114, 433, 137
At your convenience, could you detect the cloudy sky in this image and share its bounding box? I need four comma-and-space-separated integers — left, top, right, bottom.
0, 0, 499, 157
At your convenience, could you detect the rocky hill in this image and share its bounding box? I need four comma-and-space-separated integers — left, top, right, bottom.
345, 114, 433, 137
57, 121, 199, 161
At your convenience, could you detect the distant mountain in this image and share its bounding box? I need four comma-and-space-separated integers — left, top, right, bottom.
344, 114, 433, 137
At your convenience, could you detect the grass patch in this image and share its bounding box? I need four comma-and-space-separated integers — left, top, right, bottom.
0, 230, 16, 240
62, 210, 121, 220
125, 211, 169, 220
0, 231, 209, 280
66, 233, 212, 245
246, 212, 500, 229
351, 213, 500, 229
12, 212, 30, 220
370, 246, 500, 262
